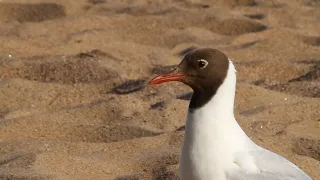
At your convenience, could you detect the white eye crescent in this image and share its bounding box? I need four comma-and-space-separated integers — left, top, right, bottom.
197, 59, 208, 69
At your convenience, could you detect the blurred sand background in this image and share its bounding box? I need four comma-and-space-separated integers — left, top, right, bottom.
0, 0, 320, 179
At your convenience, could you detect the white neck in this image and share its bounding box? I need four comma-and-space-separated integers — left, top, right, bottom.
202, 59, 237, 116
180, 60, 255, 179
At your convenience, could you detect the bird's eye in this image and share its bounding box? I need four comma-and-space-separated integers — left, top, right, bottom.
197, 59, 208, 69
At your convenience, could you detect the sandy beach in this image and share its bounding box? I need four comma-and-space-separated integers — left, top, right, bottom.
0, 0, 319, 179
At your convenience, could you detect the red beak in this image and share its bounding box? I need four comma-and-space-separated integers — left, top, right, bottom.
149, 73, 186, 85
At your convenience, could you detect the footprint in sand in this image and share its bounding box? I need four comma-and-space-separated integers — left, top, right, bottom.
266, 64, 320, 98
4, 52, 116, 84
294, 137, 320, 161
301, 36, 320, 47
0, 3, 65, 22
208, 18, 267, 36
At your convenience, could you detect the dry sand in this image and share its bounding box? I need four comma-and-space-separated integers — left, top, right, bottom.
0, 0, 319, 179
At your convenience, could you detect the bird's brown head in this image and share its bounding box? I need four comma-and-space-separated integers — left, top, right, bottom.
149, 48, 230, 108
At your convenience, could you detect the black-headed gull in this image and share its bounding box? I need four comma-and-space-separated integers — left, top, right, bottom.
149, 48, 311, 180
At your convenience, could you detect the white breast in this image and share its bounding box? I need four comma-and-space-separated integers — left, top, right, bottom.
179, 60, 256, 180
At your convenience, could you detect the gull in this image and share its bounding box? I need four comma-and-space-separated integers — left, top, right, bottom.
149, 48, 311, 180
